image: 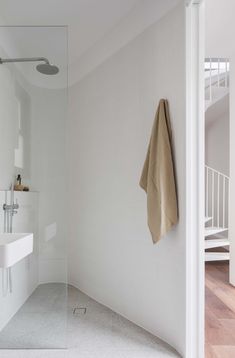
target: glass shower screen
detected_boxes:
[0,26,68,349]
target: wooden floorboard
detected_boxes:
[211,346,235,358]
[205,262,235,357]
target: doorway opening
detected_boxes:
[204,58,232,357]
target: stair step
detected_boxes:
[205,238,230,249]
[205,216,212,223]
[205,252,230,262]
[205,100,212,111]
[205,227,228,237]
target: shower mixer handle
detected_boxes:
[3,201,19,212]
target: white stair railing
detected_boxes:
[205,58,229,102]
[205,165,230,229]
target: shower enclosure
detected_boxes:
[0,26,68,348]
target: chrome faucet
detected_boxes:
[3,180,19,215]
[3,181,20,233]
[3,199,19,215]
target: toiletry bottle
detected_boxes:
[16,174,21,186]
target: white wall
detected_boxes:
[0,47,21,190]
[69,3,186,355]
[206,0,235,285]
[0,46,33,192]
[205,103,229,176]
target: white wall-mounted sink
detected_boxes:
[0,233,33,268]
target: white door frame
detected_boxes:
[185,1,205,357]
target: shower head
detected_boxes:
[0,57,59,75]
[36,63,59,75]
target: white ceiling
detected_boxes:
[0,0,139,65]
[0,0,180,87]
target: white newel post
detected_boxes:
[229,57,235,286]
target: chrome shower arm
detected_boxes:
[0,56,59,75]
[0,57,49,64]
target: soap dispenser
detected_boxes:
[14,174,24,191]
[16,174,21,186]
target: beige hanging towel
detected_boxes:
[140,99,178,244]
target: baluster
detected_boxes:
[217,173,220,227]
[206,167,209,217]
[223,176,225,228]
[209,58,212,101]
[212,170,214,227]
[225,59,228,88]
[227,178,230,228]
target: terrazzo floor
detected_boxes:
[0,284,180,358]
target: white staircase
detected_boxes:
[204,165,230,262]
[204,58,230,262]
[205,58,229,111]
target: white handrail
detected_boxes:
[205,165,230,229]
[205,165,229,179]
